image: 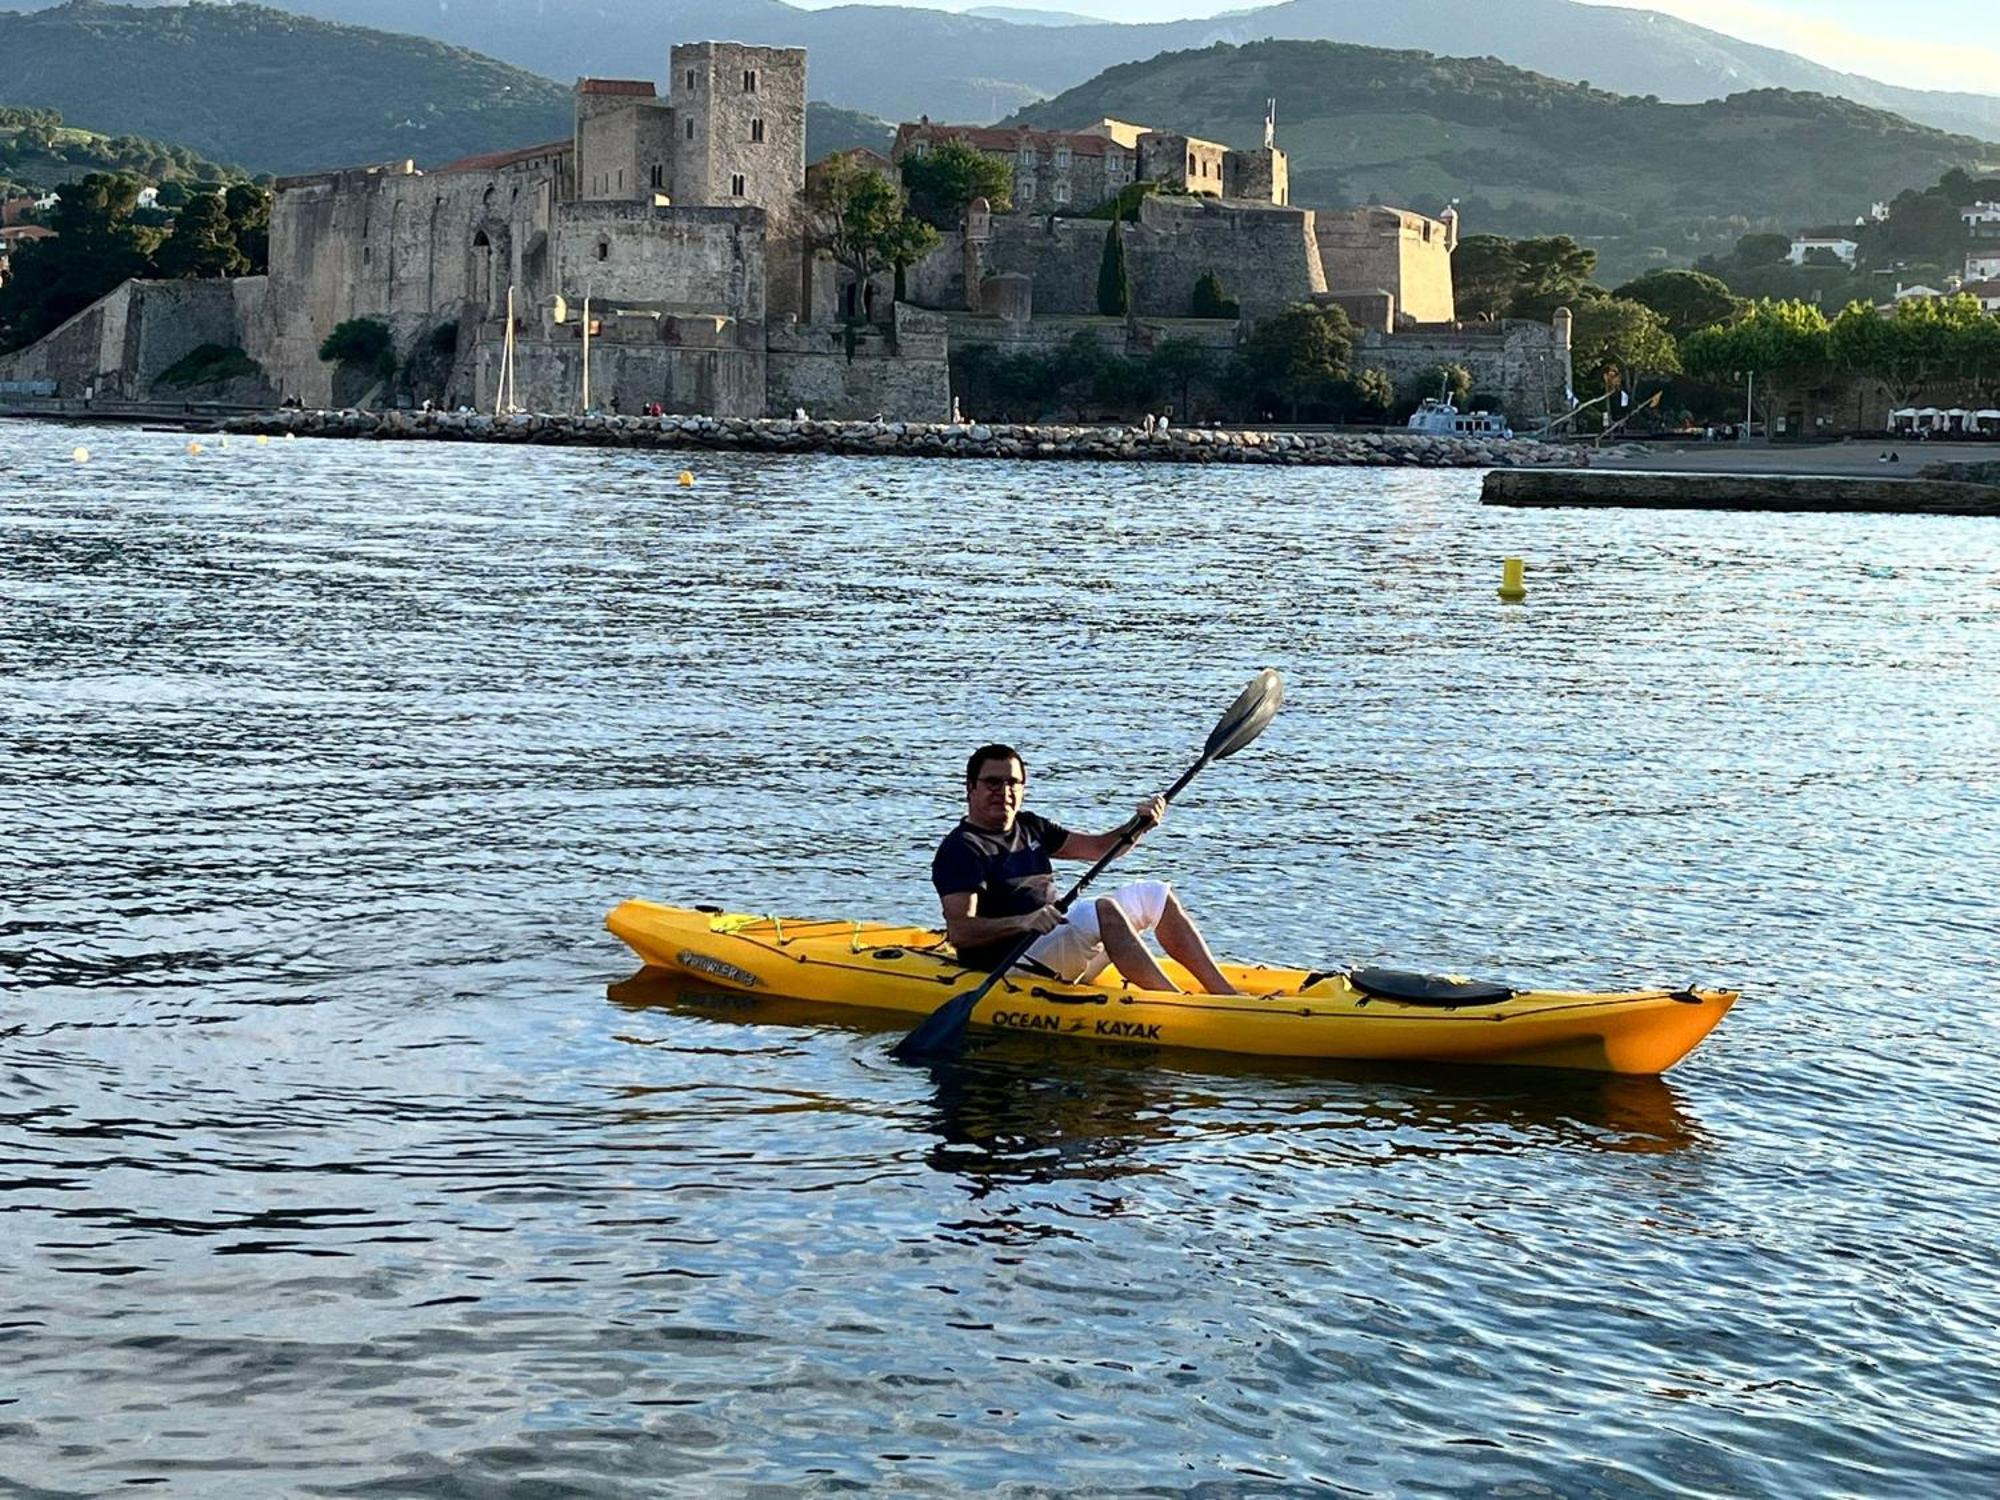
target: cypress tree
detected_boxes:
[1096,222,1130,317]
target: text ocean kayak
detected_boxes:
[606,900,1736,1075]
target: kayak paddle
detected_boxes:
[890,668,1285,1063]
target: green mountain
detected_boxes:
[1007,40,1997,281]
[0,4,900,180]
[21,0,1992,140]
[0,2,574,176]
[804,102,895,161]
[0,105,245,197]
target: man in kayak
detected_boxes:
[932,744,1239,995]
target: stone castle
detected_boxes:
[0,39,1572,423]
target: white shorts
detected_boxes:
[1023,880,1171,983]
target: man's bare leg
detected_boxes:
[1154,888,1239,994]
[1095,897,1178,992]
[1095,891,1240,995]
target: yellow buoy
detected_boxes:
[71,445,90,463]
[678,471,695,487]
[187,440,205,455]
[256,434,269,445]
[1498,556,1527,602]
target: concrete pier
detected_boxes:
[1482,467,2000,517]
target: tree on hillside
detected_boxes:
[1614,269,1739,337]
[155,191,246,278]
[225,183,270,273]
[1237,303,1357,421]
[1451,234,1521,321]
[0,172,157,353]
[900,140,1013,231]
[1508,235,1600,320]
[804,153,939,320]
[1451,233,1601,321]
[1096,222,1130,318]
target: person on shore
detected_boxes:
[932,744,1239,994]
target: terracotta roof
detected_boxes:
[578,78,657,97]
[1962,277,2000,295]
[894,122,1121,159]
[0,225,56,241]
[434,139,574,175]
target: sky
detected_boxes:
[789,0,2000,94]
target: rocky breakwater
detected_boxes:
[224,408,1580,469]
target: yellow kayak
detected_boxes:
[606,900,1737,1075]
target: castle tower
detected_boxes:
[669,42,808,322]
[573,79,673,205]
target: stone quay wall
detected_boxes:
[224,407,1584,468]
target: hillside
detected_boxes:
[16,0,1994,140]
[0,2,573,176]
[0,4,901,180]
[804,102,896,160]
[1007,40,1995,281]
[0,106,245,197]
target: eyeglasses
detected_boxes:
[973,775,1025,790]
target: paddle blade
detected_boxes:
[890,986,983,1062]
[1204,667,1284,761]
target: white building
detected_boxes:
[1892,282,1947,301]
[32,189,59,212]
[1961,277,2000,312]
[1788,233,1858,266]
[135,186,159,210]
[1961,201,2000,229]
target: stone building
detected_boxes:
[891,117,1281,214]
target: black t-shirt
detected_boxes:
[931,809,1073,969]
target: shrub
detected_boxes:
[1191,270,1239,320]
[156,343,260,388]
[318,317,396,382]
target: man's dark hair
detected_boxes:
[965,744,1025,786]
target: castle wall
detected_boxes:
[766,303,949,421]
[965,197,1323,321]
[1352,319,1572,422]
[251,160,558,407]
[943,312,1238,356]
[472,334,765,418]
[1317,207,1456,324]
[555,203,765,321]
[0,277,262,400]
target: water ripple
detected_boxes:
[3,421,1998,1496]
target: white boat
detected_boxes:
[1407,395,1510,438]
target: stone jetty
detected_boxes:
[222,408,1580,469]
[1482,466,2000,517]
